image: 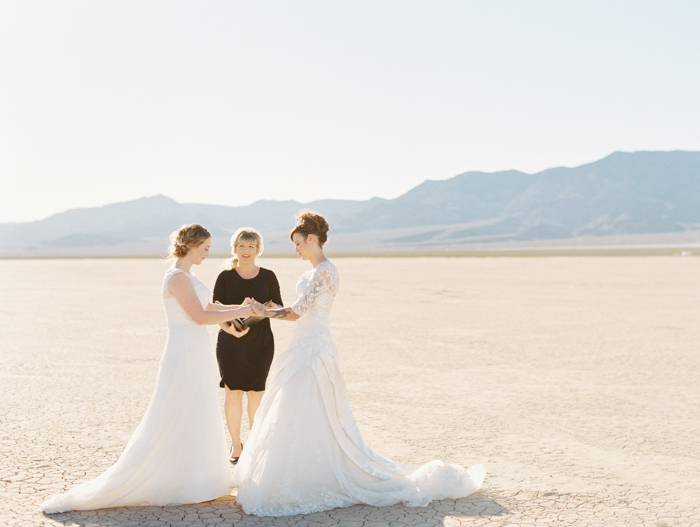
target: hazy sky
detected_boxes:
[1,1,698,223]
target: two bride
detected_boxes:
[41,212,484,517]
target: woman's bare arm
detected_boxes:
[169,273,253,325]
[251,302,301,322]
[208,297,253,311]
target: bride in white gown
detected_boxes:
[42,224,253,513]
[233,212,485,517]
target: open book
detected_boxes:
[232,300,274,332]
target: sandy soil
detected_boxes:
[1,256,698,527]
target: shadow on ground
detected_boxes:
[43,491,511,526]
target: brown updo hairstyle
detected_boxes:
[168,224,211,258]
[290,211,329,247]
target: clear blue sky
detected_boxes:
[1,1,698,222]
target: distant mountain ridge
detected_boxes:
[2,150,699,256]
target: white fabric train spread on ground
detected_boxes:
[232,260,485,517]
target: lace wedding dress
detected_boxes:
[232,260,485,517]
[41,268,232,513]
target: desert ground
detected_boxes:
[1,256,699,527]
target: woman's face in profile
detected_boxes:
[292,233,313,260]
[190,238,211,264]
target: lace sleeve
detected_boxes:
[290,262,339,316]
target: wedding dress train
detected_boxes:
[232,260,485,517]
[41,268,231,513]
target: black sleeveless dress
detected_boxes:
[213,267,283,392]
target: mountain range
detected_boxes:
[2,150,699,256]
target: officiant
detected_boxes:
[213,227,283,465]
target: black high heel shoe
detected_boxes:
[229,443,244,465]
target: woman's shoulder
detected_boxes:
[258,267,279,279]
[313,260,339,280]
[215,268,237,279]
[316,259,337,272]
[163,268,195,295]
[165,267,192,279]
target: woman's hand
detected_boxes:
[250,301,266,316]
[268,302,281,309]
[222,322,250,338]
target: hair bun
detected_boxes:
[297,211,328,233]
[291,211,329,246]
[168,224,211,258]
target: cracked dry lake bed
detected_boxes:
[1,256,699,526]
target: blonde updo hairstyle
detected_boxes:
[290,211,329,247]
[226,227,264,270]
[168,224,211,258]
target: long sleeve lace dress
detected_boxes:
[232,260,484,517]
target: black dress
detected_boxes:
[213,267,283,392]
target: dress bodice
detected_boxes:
[162,268,210,327]
[288,261,339,344]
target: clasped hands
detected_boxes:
[222,298,279,338]
[241,297,280,316]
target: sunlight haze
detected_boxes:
[1,1,698,222]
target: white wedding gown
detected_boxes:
[41,268,232,513]
[232,260,485,517]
